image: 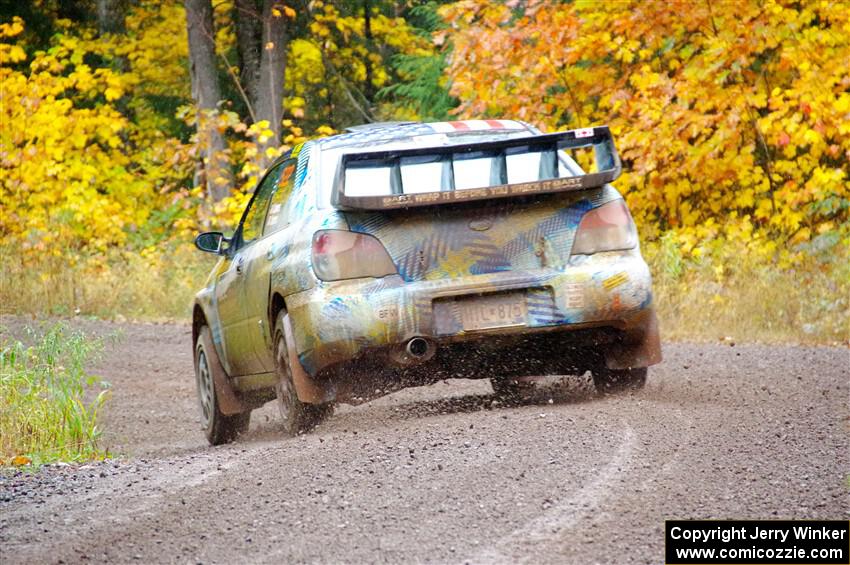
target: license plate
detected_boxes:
[458,293,527,331]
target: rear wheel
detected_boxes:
[275,312,333,436]
[195,326,251,445]
[592,366,647,395]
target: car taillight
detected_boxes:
[571,199,638,255]
[311,230,398,281]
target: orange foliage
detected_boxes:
[441,0,850,255]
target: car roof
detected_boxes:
[314,119,533,150]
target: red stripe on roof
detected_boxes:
[485,119,504,129]
[449,121,470,131]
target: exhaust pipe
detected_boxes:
[388,337,436,366]
[406,337,430,358]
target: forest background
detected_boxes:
[1,0,848,344]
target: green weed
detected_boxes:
[0,323,111,466]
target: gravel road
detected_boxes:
[1,319,848,564]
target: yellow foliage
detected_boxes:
[285,3,434,128]
[0,12,196,258]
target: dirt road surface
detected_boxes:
[1,319,848,564]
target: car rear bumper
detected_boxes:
[286,249,661,386]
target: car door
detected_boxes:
[215,162,284,376]
[241,157,300,372]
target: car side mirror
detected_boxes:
[194,231,229,255]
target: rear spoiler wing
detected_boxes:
[332,125,621,211]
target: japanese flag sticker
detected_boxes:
[575,128,595,138]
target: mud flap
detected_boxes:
[605,309,662,370]
[201,328,252,416]
[283,314,332,404]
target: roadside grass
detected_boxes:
[644,233,849,345]
[0,236,846,345]
[0,323,112,467]
[0,244,215,321]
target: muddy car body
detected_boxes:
[192,120,661,444]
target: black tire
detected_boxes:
[592,366,648,395]
[490,377,535,401]
[195,326,251,445]
[274,312,333,436]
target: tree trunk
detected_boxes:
[363,0,375,104]
[184,0,233,202]
[96,0,127,35]
[255,0,288,149]
[235,0,262,116]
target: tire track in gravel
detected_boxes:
[469,423,638,564]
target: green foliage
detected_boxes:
[0,323,112,466]
[379,51,455,121]
[281,0,454,130]
[378,2,457,120]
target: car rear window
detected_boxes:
[316,130,583,206]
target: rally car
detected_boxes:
[192,120,661,444]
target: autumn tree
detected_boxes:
[254,1,288,146]
[283,0,441,130]
[234,0,263,115]
[0,0,454,257]
[231,1,290,141]
[185,0,233,202]
[441,0,849,255]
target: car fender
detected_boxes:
[194,287,225,355]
